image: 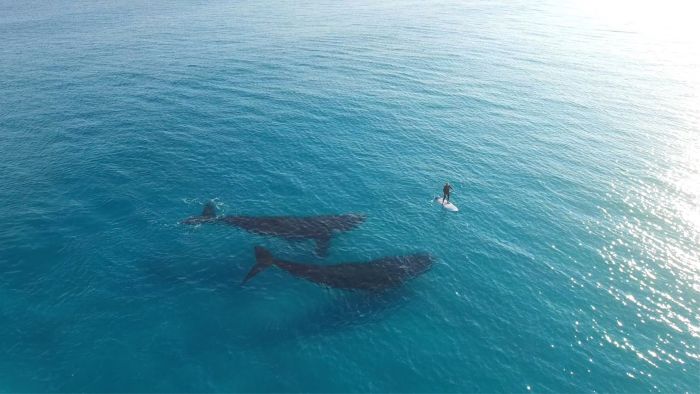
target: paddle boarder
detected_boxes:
[442,182,453,203]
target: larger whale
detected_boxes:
[182,201,365,256]
[242,246,434,291]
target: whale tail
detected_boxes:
[201,201,216,217]
[182,201,217,225]
[242,246,276,284]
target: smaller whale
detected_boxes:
[182,201,366,256]
[242,246,434,291]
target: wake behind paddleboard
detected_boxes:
[434,197,458,212]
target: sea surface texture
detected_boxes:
[1,0,698,392]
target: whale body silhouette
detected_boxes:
[243,246,434,291]
[182,201,365,256]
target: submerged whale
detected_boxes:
[242,246,434,291]
[182,201,366,256]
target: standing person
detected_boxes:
[442,182,453,203]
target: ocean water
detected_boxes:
[1,0,698,392]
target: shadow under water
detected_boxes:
[247,287,415,347]
[140,253,419,348]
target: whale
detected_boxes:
[182,201,366,256]
[242,246,434,291]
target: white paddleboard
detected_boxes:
[435,197,459,212]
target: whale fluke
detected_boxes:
[181,201,218,225]
[202,201,217,218]
[242,246,276,284]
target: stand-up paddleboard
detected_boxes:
[435,197,459,212]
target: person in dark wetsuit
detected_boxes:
[442,182,453,203]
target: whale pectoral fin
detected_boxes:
[314,235,331,257]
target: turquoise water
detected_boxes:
[1,0,698,392]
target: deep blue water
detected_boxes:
[1,0,698,392]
